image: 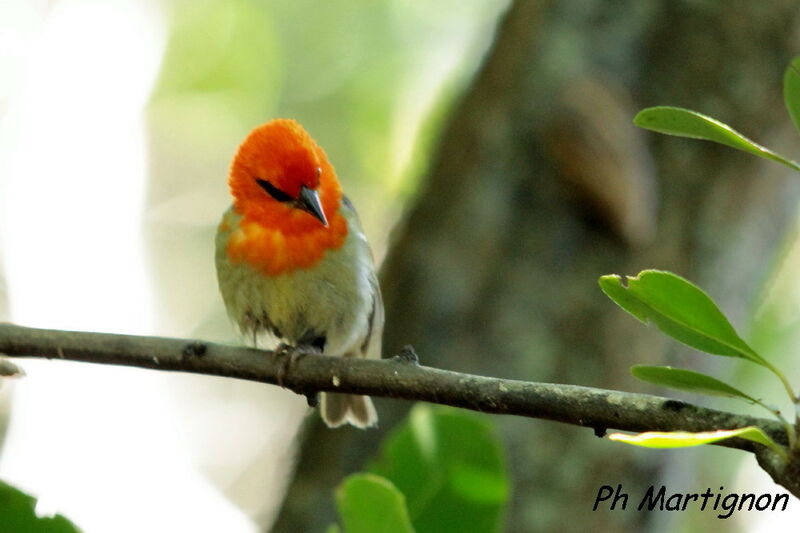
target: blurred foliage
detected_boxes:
[155,0,281,120]
[748,225,800,408]
[747,49,800,405]
[329,404,509,533]
[333,474,415,533]
[0,480,82,533]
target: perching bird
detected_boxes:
[215,119,383,428]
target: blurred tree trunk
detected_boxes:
[271,1,800,531]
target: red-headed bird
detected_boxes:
[215,119,382,428]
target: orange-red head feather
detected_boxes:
[232,119,322,197]
[224,119,348,274]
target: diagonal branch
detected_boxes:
[0,322,797,496]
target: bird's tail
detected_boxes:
[320,392,377,429]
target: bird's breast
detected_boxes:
[215,207,373,355]
[224,208,348,276]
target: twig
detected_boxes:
[0,322,797,495]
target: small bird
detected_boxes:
[215,119,383,428]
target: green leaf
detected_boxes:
[325,526,342,533]
[599,270,767,366]
[0,480,83,533]
[634,106,800,171]
[608,427,787,460]
[784,57,800,135]
[631,365,757,402]
[369,405,508,533]
[336,474,415,533]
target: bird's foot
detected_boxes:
[391,345,420,365]
[274,343,321,388]
[273,343,299,388]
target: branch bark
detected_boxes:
[1,322,797,497]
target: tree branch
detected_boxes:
[1,322,797,496]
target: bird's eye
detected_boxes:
[256,179,294,203]
[315,167,321,178]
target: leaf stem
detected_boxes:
[765,440,791,463]
[764,360,798,404]
[749,397,795,450]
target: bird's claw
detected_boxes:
[274,343,293,358]
[392,345,420,365]
[273,344,292,387]
[272,344,320,404]
[273,343,309,388]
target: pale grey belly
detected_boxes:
[216,242,372,356]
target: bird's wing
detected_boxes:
[361,271,384,360]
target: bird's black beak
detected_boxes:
[298,185,328,227]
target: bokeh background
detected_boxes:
[2,0,800,532]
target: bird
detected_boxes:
[215,118,382,428]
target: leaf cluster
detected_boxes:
[600,57,800,460]
[328,405,508,533]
